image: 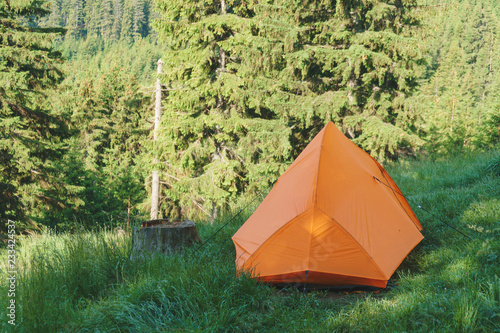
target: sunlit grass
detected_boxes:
[0,230,131,332]
[1,150,499,332]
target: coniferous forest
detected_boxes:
[1,1,500,332]
[1,0,499,233]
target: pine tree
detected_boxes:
[36,0,157,43]
[120,0,134,40]
[416,0,500,153]
[460,3,489,146]
[112,0,123,40]
[132,0,147,39]
[83,0,100,38]
[44,41,158,227]
[66,0,85,38]
[39,0,63,27]
[0,0,69,230]
[100,0,115,42]
[152,0,425,219]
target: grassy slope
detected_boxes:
[1,151,499,332]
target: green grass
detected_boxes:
[1,151,500,332]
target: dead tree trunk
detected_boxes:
[150,59,163,220]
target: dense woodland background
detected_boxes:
[1,0,499,233]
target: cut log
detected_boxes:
[130,220,201,260]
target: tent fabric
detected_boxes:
[232,122,423,288]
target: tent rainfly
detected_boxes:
[232,122,423,288]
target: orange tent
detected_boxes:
[232,122,423,288]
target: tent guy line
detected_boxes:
[232,122,424,288]
[193,170,472,265]
[191,188,269,255]
[373,173,422,230]
[195,171,471,262]
[192,177,280,255]
[372,176,473,240]
[192,122,470,289]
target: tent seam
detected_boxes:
[308,127,327,270]
[316,207,388,280]
[232,239,251,259]
[280,150,318,180]
[383,234,424,279]
[258,269,387,282]
[376,165,423,231]
[246,208,314,266]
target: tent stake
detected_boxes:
[303,270,309,293]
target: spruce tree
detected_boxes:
[44,40,162,227]
[38,0,63,27]
[100,0,115,42]
[66,0,85,38]
[112,0,123,40]
[120,0,134,40]
[152,0,425,219]
[132,0,147,39]
[0,0,68,230]
[417,0,500,153]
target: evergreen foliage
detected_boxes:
[1,0,499,231]
[38,0,157,42]
[1,0,164,230]
[0,0,72,231]
[32,0,166,228]
[151,0,426,219]
[1,151,499,332]
[43,39,166,229]
[416,0,500,153]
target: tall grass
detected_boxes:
[1,150,499,332]
[0,230,131,332]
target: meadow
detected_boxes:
[1,151,499,332]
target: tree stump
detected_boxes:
[130,219,201,260]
